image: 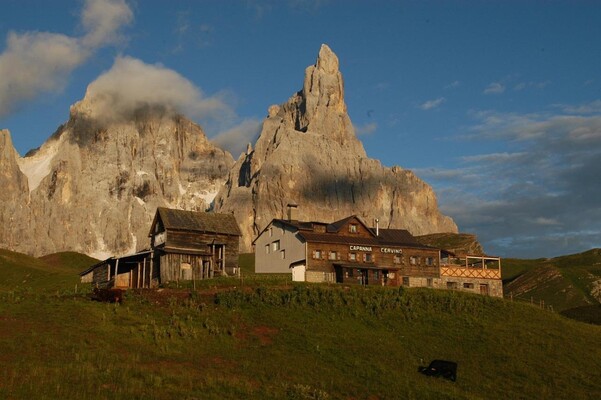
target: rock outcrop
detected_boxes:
[0,130,30,250]
[214,44,457,251]
[415,233,485,256]
[2,97,233,258]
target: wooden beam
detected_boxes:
[142,258,146,288]
[149,252,154,288]
[114,259,119,289]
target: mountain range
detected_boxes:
[0,44,456,257]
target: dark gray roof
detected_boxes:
[376,229,424,246]
[259,215,438,250]
[298,230,435,250]
[155,207,241,236]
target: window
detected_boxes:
[402,276,410,286]
[410,256,417,265]
[328,251,338,260]
[463,283,474,289]
[269,227,273,237]
[427,278,433,287]
[426,257,434,266]
[313,250,322,259]
[373,270,380,280]
[349,252,357,261]
[280,250,286,260]
[349,224,358,233]
[272,240,280,251]
[347,269,354,278]
[393,255,402,264]
[265,244,270,254]
[364,253,373,263]
[447,281,458,290]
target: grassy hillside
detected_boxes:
[0,249,98,292]
[0,249,600,399]
[503,249,601,320]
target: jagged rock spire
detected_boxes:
[214,44,457,251]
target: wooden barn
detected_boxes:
[150,207,242,283]
[80,208,241,289]
[80,250,155,289]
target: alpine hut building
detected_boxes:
[254,208,502,297]
[80,207,241,289]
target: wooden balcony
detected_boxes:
[440,256,501,280]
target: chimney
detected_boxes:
[375,218,379,236]
[287,203,298,221]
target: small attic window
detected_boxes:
[349,224,358,233]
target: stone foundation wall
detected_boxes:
[305,271,335,283]
[400,275,503,298]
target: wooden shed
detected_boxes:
[149,207,242,282]
[79,250,156,289]
[80,207,241,289]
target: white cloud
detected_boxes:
[211,119,262,158]
[513,82,526,91]
[80,56,234,123]
[427,106,601,257]
[354,122,377,136]
[0,32,87,117]
[483,82,505,94]
[81,0,133,48]
[559,99,601,115]
[444,80,460,89]
[0,0,132,117]
[419,97,445,110]
[513,81,550,91]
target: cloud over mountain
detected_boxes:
[78,56,233,124]
[0,0,132,117]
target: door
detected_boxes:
[291,264,306,282]
[115,272,130,288]
[480,284,489,296]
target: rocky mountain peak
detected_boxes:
[315,44,339,74]
[303,43,345,116]
[2,90,234,257]
[215,44,457,251]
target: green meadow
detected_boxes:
[1,249,600,399]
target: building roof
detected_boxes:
[298,230,435,250]
[256,214,439,250]
[376,229,426,247]
[79,249,152,276]
[152,207,241,236]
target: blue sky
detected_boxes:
[1,0,600,258]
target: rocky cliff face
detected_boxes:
[214,44,457,251]
[1,97,233,258]
[0,130,30,251]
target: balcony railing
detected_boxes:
[440,255,501,279]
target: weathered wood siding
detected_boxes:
[306,241,440,285]
[159,253,214,283]
[92,263,110,288]
[162,230,240,271]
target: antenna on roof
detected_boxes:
[375,218,379,236]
